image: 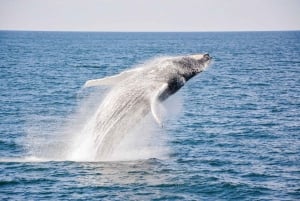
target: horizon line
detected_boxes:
[1,29,300,33]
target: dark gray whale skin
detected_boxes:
[161,53,212,100]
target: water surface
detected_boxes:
[0,31,299,200]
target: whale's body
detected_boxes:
[70,54,212,161]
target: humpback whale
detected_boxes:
[71,54,212,161]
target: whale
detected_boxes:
[71,54,212,161]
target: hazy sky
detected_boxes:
[0,0,299,31]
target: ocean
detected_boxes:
[0,31,299,200]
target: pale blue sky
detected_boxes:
[0,0,299,31]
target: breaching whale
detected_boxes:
[71,54,212,161]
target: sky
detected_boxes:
[0,0,299,32]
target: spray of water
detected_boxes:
[23,57,182,162]
[67,58,176,161]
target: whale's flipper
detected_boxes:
[151,83,168,128]
[84,68,141,88]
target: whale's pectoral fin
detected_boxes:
[84,68,141,88]
[151,83,168,128]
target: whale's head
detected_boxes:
[175,53,212,81]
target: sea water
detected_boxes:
[0,31,299,200]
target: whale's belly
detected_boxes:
[92,83,154,159]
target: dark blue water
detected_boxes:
[0,31,299,200]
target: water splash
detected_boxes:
[24,57,181,162]
[68,58,176,161]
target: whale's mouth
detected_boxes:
[199,54,212,73]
